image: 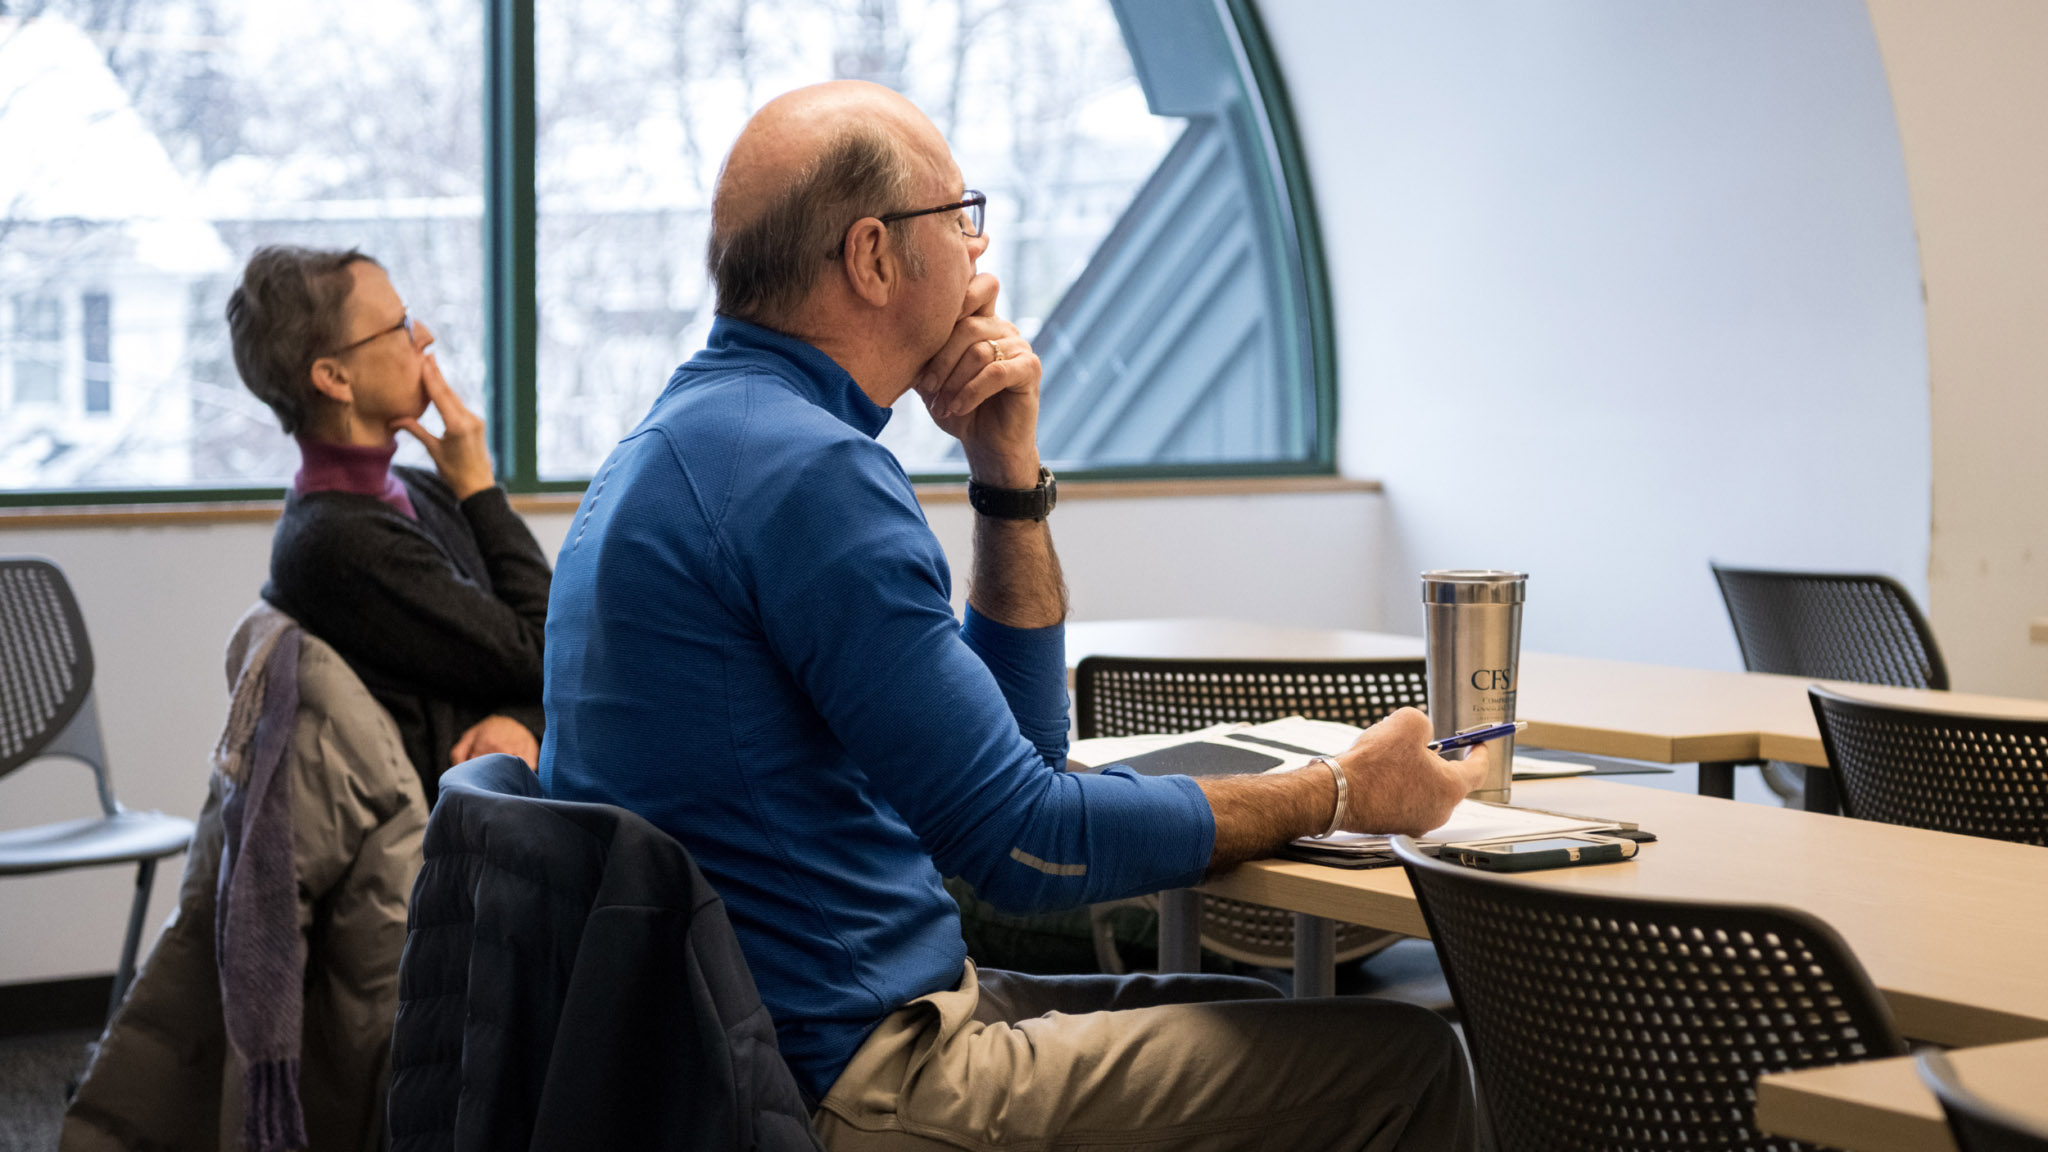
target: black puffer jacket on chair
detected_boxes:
[387,753,823,1152]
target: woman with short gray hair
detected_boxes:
[226,244,550,798]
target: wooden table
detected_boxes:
[1756,1037,2048,1152]
[1750,679,2048,762]
[1067,618,2048,800]
[1203,777,2048,1048]
[1065,618,1819,771]
[1067,618,2048,999]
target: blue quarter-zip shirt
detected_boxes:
[540,317,1215,1099]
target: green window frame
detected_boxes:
[0,0,1331,509]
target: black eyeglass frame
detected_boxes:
[878,191,986,238]
[319,312,415,359]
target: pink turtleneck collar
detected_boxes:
[293,436,417,519]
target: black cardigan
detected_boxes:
[262,466,550,799]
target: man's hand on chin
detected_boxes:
[914,273,1044,487]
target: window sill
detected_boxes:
[910,473,1379,504]
[522,473,1381,514]
[0,474,1381,530]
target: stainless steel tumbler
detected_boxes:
[1423,570,1527,803]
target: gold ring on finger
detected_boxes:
[986,338,1006,362]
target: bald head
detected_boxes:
[708,82,949,323]
[716,83,944,236]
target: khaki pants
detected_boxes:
[815,962,1474,1152]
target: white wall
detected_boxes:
[919,492,1385,628]
[0,487,1380,985]
[527,492,1386,628]
[1260,0,1931,670]
[1863,1,2048,698]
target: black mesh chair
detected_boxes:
[1918,1049,2048,1152]
[1075,656,1428,973]
[0,558,195,1018]
[1392,835,1906,1152]
[1711,564,1948,812]
[1809,686,2048,845]
[1711,566,1948,689]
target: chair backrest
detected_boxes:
[1918,1049,2048,1152]
[0,557,116,814]
[1809,687,2048,845]
[0,557,95,775]
[389,754,823,1151]
[1074,655,1428,739]
[1392,836,1905,1152]
[1711,564,1948,690]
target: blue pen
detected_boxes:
[1427,720,1527,753]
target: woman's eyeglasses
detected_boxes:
[320,312,415,358]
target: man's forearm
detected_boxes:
[1197,768,1336,876]
[1194,710,1483,876]
[967,514,1068,628]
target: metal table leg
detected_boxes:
[1292,913,1335,998]
[1697,760,1739,799]
[1157,889,1202,973]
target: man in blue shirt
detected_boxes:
[543,80,1484,1151]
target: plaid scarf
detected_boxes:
[215,621,308,1152]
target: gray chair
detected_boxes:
[0,557,195,1018]
[1919,1049,2048,1152]
[1393,834,1906,1151]
[1710,563,1948,811]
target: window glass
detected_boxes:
[15,295,62,342]
[10,294,65,407]
[533,0,1207,479]
[0,1,482,492]
[82,292,112,414]
[3,0,1320,499]
[1032,4,1323,470]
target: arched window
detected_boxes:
[531,0,1331,480]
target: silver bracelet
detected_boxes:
[1310,756,1348,838]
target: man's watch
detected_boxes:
[967,466,1058,521]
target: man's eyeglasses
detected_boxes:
[320,312,415,358]
[879,191,986,238]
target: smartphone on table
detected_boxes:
[1439,834,1637,872]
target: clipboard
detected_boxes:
[1280,828,1658,870]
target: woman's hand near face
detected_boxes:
[451,714,540,770]
[389,354,496,499]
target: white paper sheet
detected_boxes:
[1067,718,1363,774]
[1066,723,1252,771]
[1510,754,1597,779]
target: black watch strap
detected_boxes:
[967,467,1058,521]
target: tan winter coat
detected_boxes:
[61,603,427,1152]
